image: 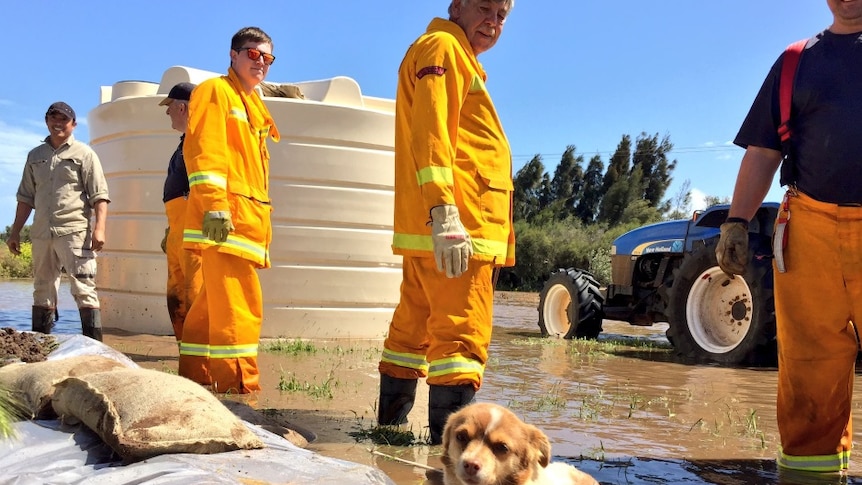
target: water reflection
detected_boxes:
[483,298,862,484]
[0,279,82,334]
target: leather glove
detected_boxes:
[202,211,234,243]
[716,220,749,276]
[430,205,473,278]
[160,227,169,254]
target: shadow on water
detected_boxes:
[568,456,862,484]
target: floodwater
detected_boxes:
[2,279,862,484]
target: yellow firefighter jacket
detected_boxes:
[183,68,280,268]
[391,18,515,266]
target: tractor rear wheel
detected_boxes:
[665,242,775,365]
[537,268,604,339]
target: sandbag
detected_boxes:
[0,355,128,419]
[51,367,264,462]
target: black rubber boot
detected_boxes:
[79,308,103,342]
[377,375,418,426]
[31,306,55,334]
[428,384,476,445]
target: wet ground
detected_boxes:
[2,279,862,484]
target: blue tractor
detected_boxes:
[537,203,780,365]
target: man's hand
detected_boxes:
[6,232,20,256]
[430,205,473,278]
[716,220,749,275]
[160,227,169,254]
[202,211,234,243]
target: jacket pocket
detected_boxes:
[477,171,513,226]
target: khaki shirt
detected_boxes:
[16,135,110,239]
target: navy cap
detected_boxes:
[159,82,196,106]
[46,101,76,121]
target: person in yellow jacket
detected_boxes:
[180,26,280,394]
[377,0,516,445]
[158,82,203,344]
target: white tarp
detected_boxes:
[0,335,395,485]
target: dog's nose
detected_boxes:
[463,459,481,476]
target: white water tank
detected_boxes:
[89,66,399,339]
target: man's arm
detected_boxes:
[6,202,34,255]
[727,145,783,220]
[91,200,108,251]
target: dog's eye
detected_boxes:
[492,442,510,455]
[456,430,469,443]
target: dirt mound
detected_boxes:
[0,328,57,366]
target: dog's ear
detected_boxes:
[528,424,552,467]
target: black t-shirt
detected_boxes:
[734,30,862,204]
[163,135,190,203]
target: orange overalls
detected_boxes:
[774,191,857,472]
[180,68,279,393]
[164,196,202,342]
[379,18,516,389]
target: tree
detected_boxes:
[666,179,693,220]
[602,134,632,195]
[632,132,676,213]
[1,225,30,243]
[704,195,731,207]
[512,155,545,222]
[575,154,604,224]
[548,145,585,219]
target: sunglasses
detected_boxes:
[236,47,275,66]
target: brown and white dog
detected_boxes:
[440,402,599,485]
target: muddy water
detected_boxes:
[2,281,862,484]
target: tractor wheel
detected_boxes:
[537,268,604,339]
[665,241,776,365]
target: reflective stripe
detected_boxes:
[416,166,453,186]
[228,107,248,122]
[188,171,227,189]
[380,348,429,372]
[427,355,484,378]
[778,447,850,472]
[392,233,434,252]
[179,341,259,359]
[392,232,508,259]
[183,230,268,261]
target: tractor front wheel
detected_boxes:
[537,268,604,339]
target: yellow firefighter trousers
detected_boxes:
[379,256,494,389]
[165,197,202,342]
[178,247,263,393]
[775,191,857,472]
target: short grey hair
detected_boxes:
[448,0,515,17]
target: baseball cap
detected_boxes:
[159,82,196,106]
[46,102,76,121]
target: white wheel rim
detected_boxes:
[543,284,573,337]
[685,266,753,354]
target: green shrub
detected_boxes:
[0,242,34,278]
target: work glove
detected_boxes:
[160,227,169,254]
[202,211,234,243]
[430,205,473,278]
[715,219,749,276]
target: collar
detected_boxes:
[427,18,485,76]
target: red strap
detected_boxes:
[778,39,808,142]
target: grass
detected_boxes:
[276,367,338,399]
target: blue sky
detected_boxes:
[0,1,833,228]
